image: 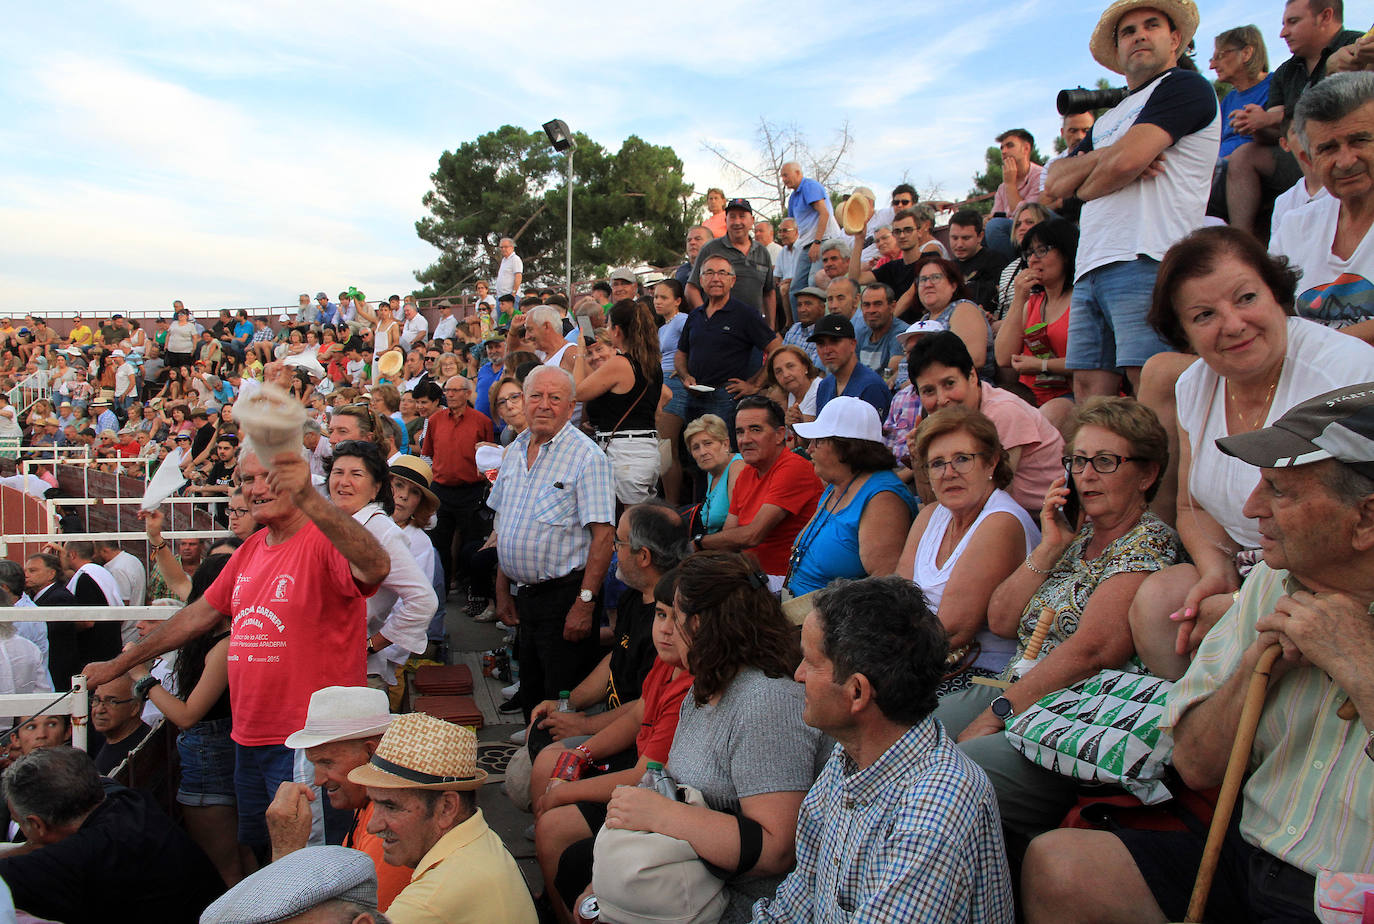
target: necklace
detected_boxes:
[785,475,858,587]
[1226,359,1283,433]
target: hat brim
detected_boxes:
[283,717,395,750]
[1089,0,1198,74]
[390,466,438,507]
[1215,424,1332,470]
[347,759,486,791]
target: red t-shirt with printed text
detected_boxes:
[204,521,375,746]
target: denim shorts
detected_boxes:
[234,741,298,847]
[663,375,688,419]
[1066,257,1174,370]
[176,716,236,807]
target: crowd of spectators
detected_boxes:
[0,0,1372,920]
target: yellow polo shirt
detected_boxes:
[385,807,538,924]
[70,323,93,347]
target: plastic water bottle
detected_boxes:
[641,760,680,801]
[557,690,572,712]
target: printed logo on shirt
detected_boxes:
[271,574,295,603]
[1298,273,1374,330]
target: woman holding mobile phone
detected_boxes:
[930,397,1181,837]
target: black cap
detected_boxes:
[724,198,753,214]
[807,314,856,342]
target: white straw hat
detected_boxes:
[283,686,395,749]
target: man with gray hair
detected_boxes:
[490,365,615,721]
[811,238,852,292]
[1270,71,1374,344]
[203,845,390,924]
[495,236,523,301]
[525,304,578,374]
[1023,381,1374,922]
[0,746,224,921]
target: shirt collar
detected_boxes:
[839,719,941,799]
[412,808,489,879]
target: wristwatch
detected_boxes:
[990,696,1015,722]
[578,588,595,604]
[133,674,160,700]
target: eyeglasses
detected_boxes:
[892,225,917,235]
[1209,47,1242,61]
[917,274,947,285]
[1023,245,1054,260]
[612,537,637,550]
[892,198,913,207]
[91,696,134,708]
[923,452,983,477]
[495,394,523,407]
[226,506,250,518]
[1062,453,1147,474]
[700,269,735,278]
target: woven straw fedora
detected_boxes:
[390,455,438,507]
[1089,0,1198,75]
[346,712,486,791]
[377,348,405,378]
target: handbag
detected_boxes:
[1004,669,1176,804]
[592,783,729,924]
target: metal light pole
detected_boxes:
[543,119,576,300]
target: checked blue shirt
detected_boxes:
[752,718,1014,923]
[488,422,615,586]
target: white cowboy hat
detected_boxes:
[283,686,395,750]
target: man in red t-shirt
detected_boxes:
[698,395,822,586]
[422,374,495,612]
[84,447,391,855]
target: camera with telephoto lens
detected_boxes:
[1057,86,1129,115]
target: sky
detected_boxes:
[1,0,1295,312]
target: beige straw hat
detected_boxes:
[1089,0,1198,75]
[346,712,486,791]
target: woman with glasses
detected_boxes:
[324,440,435,691]
[487,375,528,446]
[910,255,995,380]
[897,406,1039,693]
[994,219,1079,432]
[572,300,665,506]
[1130,227,1374,677]
[1211,26,1270,161]
[224,486,259,542]
[784,397,917,599]
[931,398,1180,836]
[994,202,1055,322]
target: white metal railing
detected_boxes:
[0,604,177,750]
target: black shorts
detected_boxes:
[1115,817,1317,923]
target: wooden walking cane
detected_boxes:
[1182,642,1283,923]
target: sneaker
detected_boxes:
[498,698,523,715]
[501,682,520,699]
[465,595,489,619]
[472,603,498,623]
[508,728,527,745]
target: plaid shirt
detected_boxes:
[753,719,1014,924]
[488,423,614,585]
[782,321,821,367]
[883,384,922,468]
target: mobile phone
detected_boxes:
[1060,472,1081,527]
[577,316,595,341]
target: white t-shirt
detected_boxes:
[103,550,147,606]
[1270,180,1329,235]
[496,253,523,297]
[1270,194,1374,332]
[785,377,821,419]
[400,314,429,351]
[912,488,1040,673]
[1077,68,1220,279]
[1176,317,1374,548]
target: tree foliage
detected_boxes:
[414,126,694,296]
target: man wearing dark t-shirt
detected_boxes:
[526,504,686,753]
[947,210,1009,318]
[848,207,926,304]
[1225,0,1361,235]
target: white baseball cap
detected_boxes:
[792,396,884,443]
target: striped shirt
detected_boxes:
[1164,561,1374,876]
[781,322,820,366]
[753,719,1014,923]
[488,423,614,586]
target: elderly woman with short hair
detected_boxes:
[933,397,1181,838]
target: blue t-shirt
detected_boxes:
[816,364,891,419]
[786,470,917,596]
[658,312,688,374]
[474,360,504,419]
[1219,75,1272,159]
[677,299,776,386]
[787,177,829,241]
[233,321,253,343]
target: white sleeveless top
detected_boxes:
[912,488,1040,672]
